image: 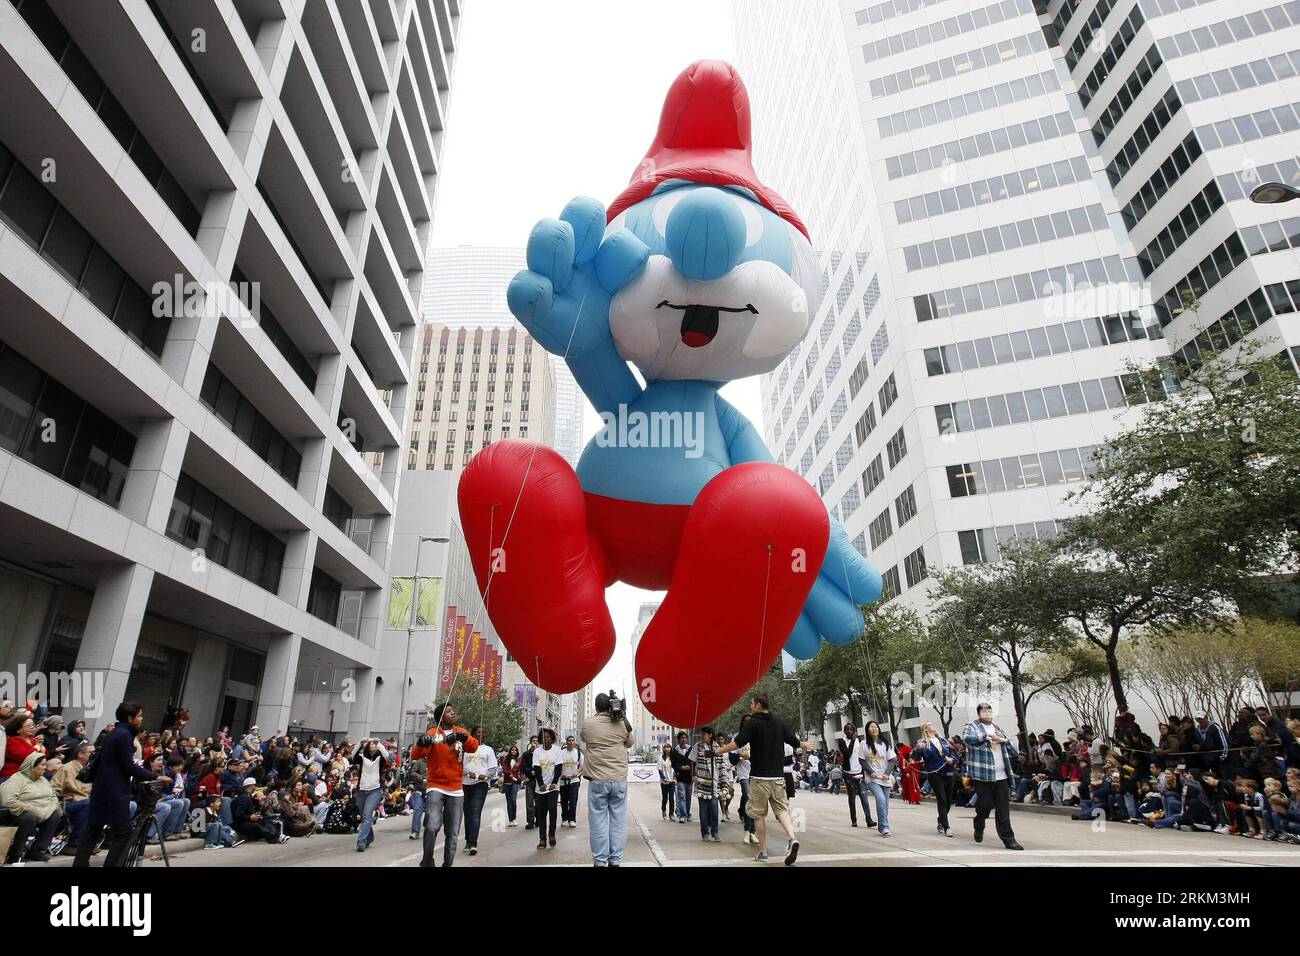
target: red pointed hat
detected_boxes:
[607,60,809,241]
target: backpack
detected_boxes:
[76,748,101,784]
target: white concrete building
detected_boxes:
[0,0,461,738]
[732,0,1278,740]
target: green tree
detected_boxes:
[1069,334,1300,606]
[713,661,802,738]
[930,540,1078,748]
[1025,643,1114,737]
[429,682,526,752]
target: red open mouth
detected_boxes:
[656,301,757,348]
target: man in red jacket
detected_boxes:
[409,702,478,867]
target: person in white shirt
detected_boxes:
[461,724,496,855]
[559,735,584,828]
[658,744,676,820]
[807,752,822,792]
[838,724,875,828]
[729,716,757,844]
[350,737,391,852]
[861,721,896,837]
[532,729,564,849]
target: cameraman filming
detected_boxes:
[578,691,633,867]
[72,702,169,868]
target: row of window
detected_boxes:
[903,204,1109,272]
[0,140,170,358]
[959,521,1060,565]
[1171,282,1300,371]
[924,313,1152,377]
[1119,133,1201,231]
[885,111,1076,181]
[199,363,303,486]
[1195,102,1300,152]
[895,484,917,526]
[306,567,343,625]
[878,70,1058,139]
[0,340,135,508]
[878,373,899,417]
[229,266,318,391]
[914,255,1138,324]
[862,453,885,496]
[868,506,893,550]
[935,372,1168,437]
[862,0,1023,64]
[166,473,285,594]
[1154,233,1250,327]
[1064,0,1126,70]
[870,31,1049,100]
[903,546,928,590]
[855,0,949,26]
[947,445,1098,499]
[1240,217,1300,259]
[885,426,907,469]
[1105,87,1182,188]
[1137,181,1225,278]
[1177,49,1300,107]
[894,156,1092,225]
[1156,4,1300,65]
[1079,5,1145,108]
[12,0,202,233]
[1091,44,1162,146]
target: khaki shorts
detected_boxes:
[747,778,788,819]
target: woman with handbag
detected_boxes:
[499,745,524,827]
[914,722,957,836]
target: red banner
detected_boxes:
[453,615,468,676]
[467,630,483,682]
[487,651,501,698]
[437,605,458,697]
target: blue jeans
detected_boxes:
[504,782,520,823]
[738,779,755,833]
[151,796,190,839]
[65,798,90,846]
[463,782,489,848]
[219,796,233,827]
[313,802,331,827]
[356,787,383,849]
[698,796,720,838]
[409,790,425,835]
[588,780,628,866]
[865,780,890,833]
[676,781,692,820]
[1078,797,1107,820]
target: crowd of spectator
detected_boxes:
[1,696,425,865]
[778,703,1299,844]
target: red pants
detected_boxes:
[458,441,828,727]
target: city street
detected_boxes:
[50,784,1300,869]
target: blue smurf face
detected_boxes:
[606,181,819,383]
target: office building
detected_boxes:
[0,0,461,736]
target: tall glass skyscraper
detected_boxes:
[732,0,1300,614]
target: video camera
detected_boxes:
[608,689,625,722]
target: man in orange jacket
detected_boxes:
[410,702,479,867]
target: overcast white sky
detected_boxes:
[432,1,759,699]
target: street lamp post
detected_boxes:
[398,534,449,755]
[1248,182,1300,204]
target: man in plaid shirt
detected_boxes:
[962,703,1025,850]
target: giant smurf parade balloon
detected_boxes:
[458,61,882,728]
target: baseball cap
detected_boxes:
[242,777,257,787]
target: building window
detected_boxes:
[885,426,907,468]
[166,472,285,592]
[903,546,928,588]
[0,340,136,507]
[199,363,302,485]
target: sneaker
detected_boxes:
[943,828,954,838]
[468,846,477,855]
[509,821,518,828]
[1214,825,1230,833]
[755,850,769,862]
[784,838,799,866]
[409,832,419,840]
[278,834,290,844]
[711,835,722,842]
[230,838,246,848]
[880,830,891,838]
[203,843,219,850]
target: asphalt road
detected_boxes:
[45,783,1300,868]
